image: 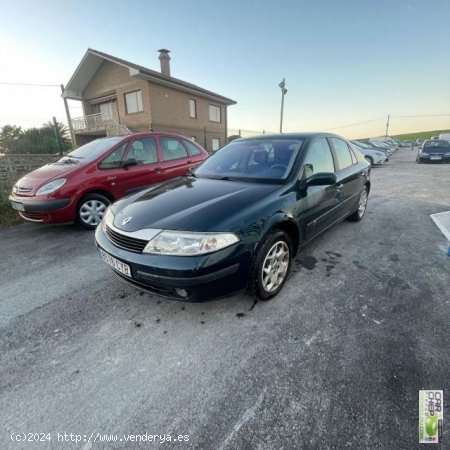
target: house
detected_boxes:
[62,48,236,151]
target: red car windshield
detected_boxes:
[56,137,124,164]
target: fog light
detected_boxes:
[175,288,188,298]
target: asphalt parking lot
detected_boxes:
[1,148,449,449]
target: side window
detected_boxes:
[330,138,353,170]
[160,137,189,161]
[300,138,335,179]
[182,139,201,156]
[127,138,158,165]
[98,142,127,169]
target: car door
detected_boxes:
[329,137,365,218]
[96,140,130,199]
[293,137,340,241]
[114,136,166,196]
[158,136,192,179]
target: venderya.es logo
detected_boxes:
[419,390,443,444]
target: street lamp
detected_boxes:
[279,78,287,133]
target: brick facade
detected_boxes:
[74,55,231,152]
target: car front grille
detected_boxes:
[13,185,33,195]
[105,224,148,253]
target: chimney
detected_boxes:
[158,49,171,77]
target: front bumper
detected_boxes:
[95,225,253,302]
[9,194,74,222]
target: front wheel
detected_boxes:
[347,186,368,222]
[77,194,110,229]
[248,231,292,300]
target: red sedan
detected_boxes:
[9,133,208,229]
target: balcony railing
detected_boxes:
[71,113,131,136]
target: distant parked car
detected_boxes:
[416,140,450,163]
[350,141,387,165]
[364,141,393,156]
[9,133,209,228]
[415,139,425,147]
[95,132,371,301]
[438,133,450,142]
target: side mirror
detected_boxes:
[299,172,337,189]
[121,158,137,169]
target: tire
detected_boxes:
[347,186,369,222]
[77,193,111,229]
[248,230,292,300]
[364,156,373,165]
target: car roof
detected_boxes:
[234,132,345,141]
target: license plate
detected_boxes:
[430,155,442,160]
[11,201,25,211]
[100,249,132,278]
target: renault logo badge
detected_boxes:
[122,217,133,226]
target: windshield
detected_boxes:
[194,139,304,182]
[57,137,124,164]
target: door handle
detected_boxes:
[154,167,163,173]
[187,160,192,164]
[336,183,344,189]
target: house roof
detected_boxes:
[62,48,236,106]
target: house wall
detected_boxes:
[82,61,152,132]
[80,60,228,151]
[148,82,226,151]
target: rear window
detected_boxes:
[423,139,450,150]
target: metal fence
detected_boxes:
[228,128,276,139]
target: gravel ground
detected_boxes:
[0,148,449,449]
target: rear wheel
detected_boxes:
[248,231,292,300]
[347,186,368,222]
[77,194,110,229]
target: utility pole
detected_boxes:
[279,79,287,133]
[385,114,390,141]
[61,84,75,148]
[53,116,63,156]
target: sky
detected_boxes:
[0,0,449,139]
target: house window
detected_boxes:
[209,105,221,122]
[189,99,197,118]
[212,138,220,151]
[125,90,143,114]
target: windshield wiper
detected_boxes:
[204,175,250,182]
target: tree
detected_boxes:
[227,134,241,143]
[1,121,72,154]
[0,125,23,153]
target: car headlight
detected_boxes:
[101,206,114,232]
[143,231,239,256]
[36,178,66,196]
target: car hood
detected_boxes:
[15,161,80,190]
[112,176,281,232]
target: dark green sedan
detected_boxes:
[95,133,371,301]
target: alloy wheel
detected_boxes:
[358,189,368,219]
[261,241,290,293]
